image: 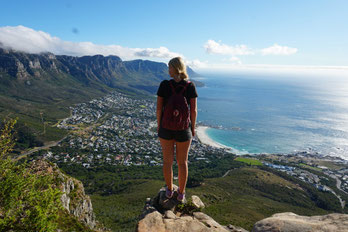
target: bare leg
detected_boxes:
[159,138,175,190]
[175,139,192,194]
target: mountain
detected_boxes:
[0,47,201,93]
[0,48,202,147]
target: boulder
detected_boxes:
[137,186,248,232]
[191,195,205,209]
[137,210,229,232]
[252,212,348,232]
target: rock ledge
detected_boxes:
[136,185,248,232]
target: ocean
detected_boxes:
[195,69,348,159]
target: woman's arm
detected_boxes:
[190,97,197,137]
[156,96,164,132]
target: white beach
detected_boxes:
[196,126,249,155]
[196,126,230,149]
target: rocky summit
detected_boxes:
[252,212,348,232]
[136,185,248,232]
[136,186,348,232]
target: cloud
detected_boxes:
[0,25,182,60]
[186,58,243,70]
[204,40,298,57]
[229,56,242,65]
[133,47,180,58]
[185,59,209,69]
[193,62,348,77]
[204,39,254,56]
[261,43,298,55]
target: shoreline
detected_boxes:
[196,126,248,154]
[195,126,348,160]
[196,126,227,149]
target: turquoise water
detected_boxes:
[196,71,348,158]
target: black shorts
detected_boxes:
[158,126,192,142]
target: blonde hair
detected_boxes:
[168,57,189,80]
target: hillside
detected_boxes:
[0,48,201,149]
[59,156,346,231]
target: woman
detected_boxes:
[156,57,198,202]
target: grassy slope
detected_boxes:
[235,157,263,166]
[0,72,113,145]
[91,180,164,232]
[86,166,335,232]
[188,167,330,230]
[0,69,157,148]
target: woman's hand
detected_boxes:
[191,125,195,137]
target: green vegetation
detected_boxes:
[299,163,322,171]
[188,167,340,230]
[59,163,163,196]
[317,161,346,170]
[176,198,202,215]
[260,166,346,212]
[0,119,61,231]
[0,119,94,232]
[0,69,116,150]
[235,157,263,166]
[91,180,163,231]
[58,153,346,231]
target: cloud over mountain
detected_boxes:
[0,25,182,60]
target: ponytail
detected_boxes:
[178,72,189,80]
[169,57,189,80]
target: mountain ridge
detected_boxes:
[0,48,201,147]
[0,47,201,90]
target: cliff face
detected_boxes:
[0,48,166,88]
[0,48,202,94]
[29,160,101,231]
[0,48,59,80]
[59,170,96,229]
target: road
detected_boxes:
[328,174,347,209]
[15,135,68,161]
[222,169,232,178]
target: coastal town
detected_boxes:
[254,152,348,208]
[30,90,348,207]
[41,91,230,167]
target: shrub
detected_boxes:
[0,119,62,232]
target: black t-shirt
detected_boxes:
[156,79,198,106]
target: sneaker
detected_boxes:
[177,190,185,202]
[165,186,174,199]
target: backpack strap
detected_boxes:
[168,80,191,95]
[179,81,191,94]
[168,81,176,94]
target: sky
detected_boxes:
[0,0,347,72]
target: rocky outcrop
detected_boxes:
[137,186,348,232]
[137,185,248,232]
[252,212,348,232]
[29,160,97,230]
[60,173,96,229]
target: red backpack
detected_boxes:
[161,80,191,131]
